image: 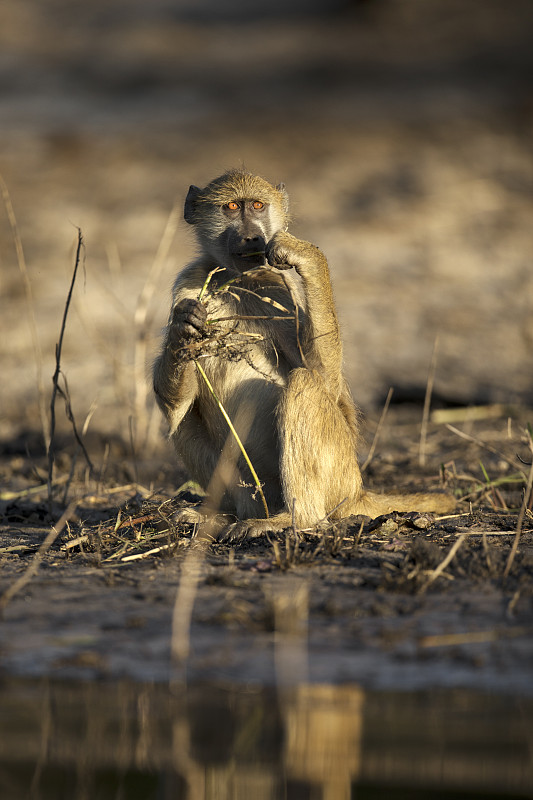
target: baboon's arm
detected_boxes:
[153,347,198,435]
[267,231,343,396]
[153,295,207,434]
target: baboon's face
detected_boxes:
[215,197,276,269]
[184,172,288,271]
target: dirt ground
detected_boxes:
[1,407,532,692]
[1,0,533,696]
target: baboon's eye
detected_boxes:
[226,201,239,211]
[252,201,264,210]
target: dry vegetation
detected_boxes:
[1,273,532,686]
[1,0,533,694]
[1,172,533,692]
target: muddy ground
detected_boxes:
[1,0,533,694]
[1,407,532,692]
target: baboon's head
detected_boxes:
[184,170,289,271]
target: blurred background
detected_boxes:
[1,0,533,455]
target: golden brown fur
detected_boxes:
[153,170,454,538]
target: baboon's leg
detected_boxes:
[278,368,362,528]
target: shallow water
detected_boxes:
[1,678,531,799]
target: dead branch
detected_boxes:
[47,229,94,509]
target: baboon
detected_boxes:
[153,169,454,538]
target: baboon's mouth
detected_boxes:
[236,250,265,259]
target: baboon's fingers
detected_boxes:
[173,298,207,326]
[266,230,297,270]
[170,298,208,340]
[217,520,265,543]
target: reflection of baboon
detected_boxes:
[153,170,454,537]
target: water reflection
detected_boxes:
[0,679,531,799]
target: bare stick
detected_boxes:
[362,387,394,472]
[0,501,77,614]
[504,429,533,578]
[419,336,439,467]
[47,229,93,508]
[122,543,174,561]
[420,533,467,594]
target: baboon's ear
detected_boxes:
[184,185,201,224]
[276,182,290,217]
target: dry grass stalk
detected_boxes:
[190,268,277,518]
[455,470,525,507]
[362,387,394,472]
[47,229,94,508]
[0,475,69,501]
[122,543,174,561]
[0,174,49,446]
[0,501,78,614]
[419,336,439,467]
[446,424,526,476]
[194,360,269,519]
[419,533,468,594]
[504,428,533,578]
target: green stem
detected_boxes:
[198,267,224,302]
[194,359,269,519]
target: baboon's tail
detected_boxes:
[356,489,455,519]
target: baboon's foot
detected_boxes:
[217,512,292,544]
[172,506,205,526]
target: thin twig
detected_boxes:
[419,336,439,467]
[121,543,174,561]
[504,429,533,578]
[354,518,365,549]
[61,534,90,551]
[0,475,69,501]
[419,533,468,594]
[55,371,94,482]
[0,501,78,614]
[362,387,394,472]
[47,229,93,509]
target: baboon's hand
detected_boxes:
[266,230,324,275]
[169,298,207,345]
